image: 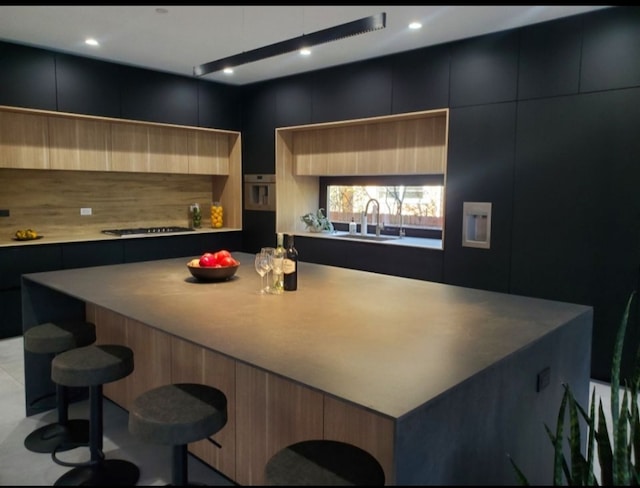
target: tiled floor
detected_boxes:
[0,336,234,486]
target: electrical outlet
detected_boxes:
[80,207,92,216]
[537,367,550,392]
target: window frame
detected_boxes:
[319,174,445,240]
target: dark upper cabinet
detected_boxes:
[119,66,198,126]
[275,74,313,128]
[449,30,519,108]
[55,53,122,118]
[391,44,450,113]
[518,15,583,100]
[197,80,242,131]
[581,6,640,93]
[310,58,393,123]
[443,103,516,293]
[0,41,56,110]
[242,81,278,175]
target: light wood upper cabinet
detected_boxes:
[292,109,448,176]
[111,123,189,174]
[48,116,112,171]
[0,110,49,169]
[188,130,230,175]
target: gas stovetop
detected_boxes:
[101,226,195,237]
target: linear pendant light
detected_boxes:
[193,12,386,77]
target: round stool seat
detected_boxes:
[52,344,134,387]
[265,440,385,486]
[129,383,228,446]
[24,320,96,355]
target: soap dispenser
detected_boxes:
[349,218,357,235]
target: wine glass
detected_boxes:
[254,251,271,294]
[261,247,276,293]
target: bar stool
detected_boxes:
[51,344,139,486]
[23,320,96,453]
[128,383,228,486]
[265,440,385,486]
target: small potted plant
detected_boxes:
[300,208,334,233]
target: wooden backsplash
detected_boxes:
[0,168,217,236]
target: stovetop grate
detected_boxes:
[101,226,195,236]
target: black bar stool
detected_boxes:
[51,344,139,486]
[23,320,96,453]
[128,383,228,486]
[265,440,385,486]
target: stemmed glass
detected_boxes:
[254,251,271,294]
[261,247,276,293]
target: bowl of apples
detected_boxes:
[187,250,240,282]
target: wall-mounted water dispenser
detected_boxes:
[462,202,492,249]
[244,174,275,211]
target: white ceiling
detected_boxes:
[0,5,611,86]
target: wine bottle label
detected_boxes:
[283,259,296,274]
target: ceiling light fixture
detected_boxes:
[193,12,386,77]
[300,48,311,56]
[409,21,422,30]
[85,38,99,47]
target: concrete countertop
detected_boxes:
[23,253,592,419]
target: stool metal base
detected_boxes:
[24,419,89,453]
[53,459,140,486]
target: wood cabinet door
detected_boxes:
[49,116,111,171]
[111,123,189,173]
[188,130,229,175]
[0,110,49,169]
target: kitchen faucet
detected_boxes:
[362,198,382,237]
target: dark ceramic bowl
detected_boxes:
[187,261,239,282]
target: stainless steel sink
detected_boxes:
[337,233,399,242]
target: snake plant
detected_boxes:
[510,290,639,485]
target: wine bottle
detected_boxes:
[283,234,298,291]
[273,232,285,293]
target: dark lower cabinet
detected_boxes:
[0,231,242,339]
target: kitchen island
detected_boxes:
[21,253,592,485]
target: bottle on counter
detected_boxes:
[190,203,201,228]
[211,201,223,228]
[349,217,357,235]
[283,234,298,291]
[272,233,285,293]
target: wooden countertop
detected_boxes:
[23,253,592,419]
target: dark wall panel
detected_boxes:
[120,66,198,125]
[197,80,242,131]
[391,44,450,113]
[311,59,393,123]
[518,15,583,100]
[449,30,519,108]
[55,54,122,117]
[275,74,313,127]
[443,103,516,292]
[242,82,278,175]
[581,6,640,93]
[0,41,56,110]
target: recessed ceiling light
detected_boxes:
[223,68,233,75]
[85,38,99,47]
[409,22,422,30]
[156,8,168,14]
[300,48,311,56]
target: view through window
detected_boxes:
[320,176,444,238]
